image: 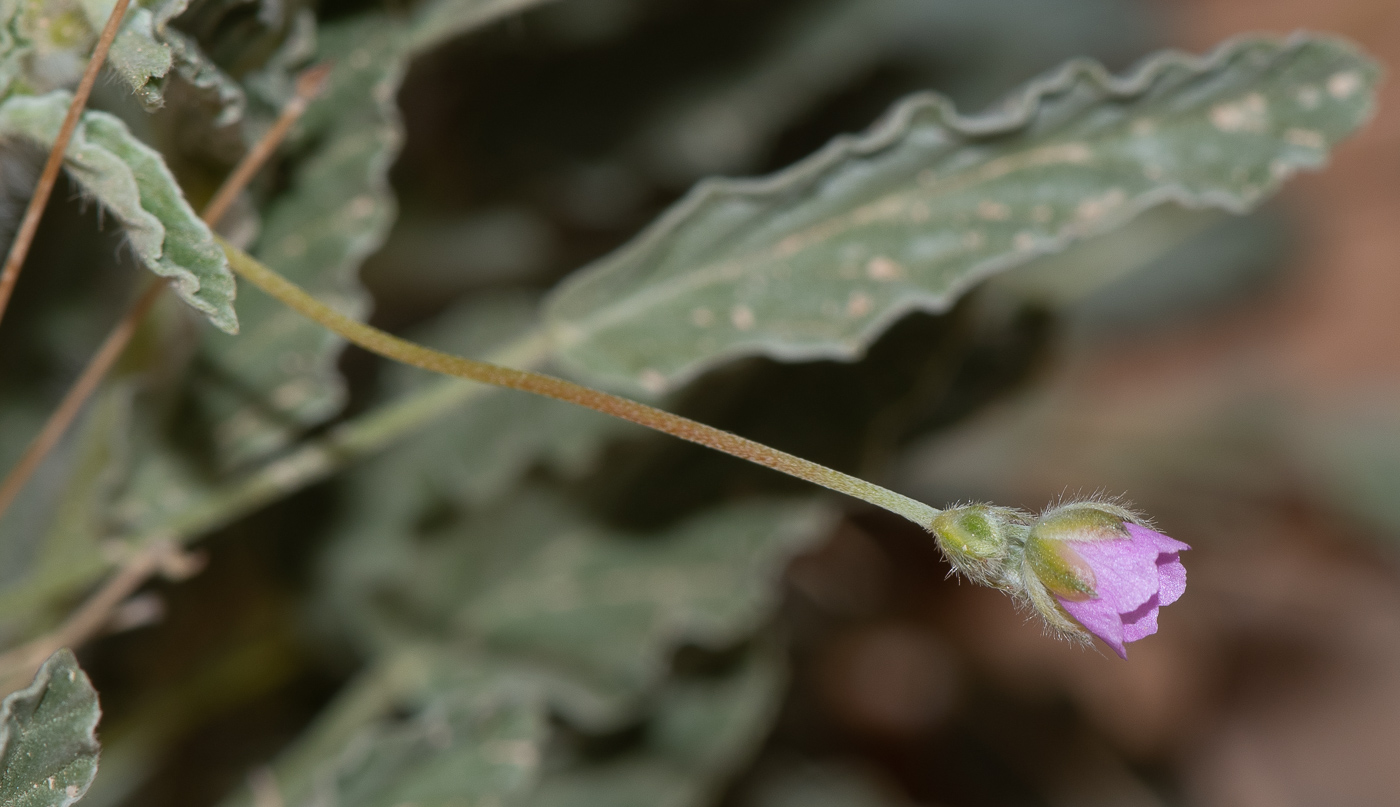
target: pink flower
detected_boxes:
[1055,523,1190,659]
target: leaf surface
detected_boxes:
[0,650,102,807]
[0,92,238,331]
[545,34,1378,395]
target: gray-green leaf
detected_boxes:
[308,691,545,807]
[324,487,832,724]
[0,92,238,332]
[0,649,102,807]
[545,33,1378,395]
[527,644,786,807]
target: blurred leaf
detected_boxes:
[527,643,786,807]
[406,0,563,54]
[458,495,826,717]
[193,0,558,466]
[546,34,1377,396]
[0,649,101,807]
[1,0,84,96]
[302,689,546,807]
[744,763,906,807]
[162,28,246,128]
[0,92,238,331]
[325,486,831,724]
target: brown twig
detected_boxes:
[0,63,332,525]
[0,541,196,692]
[0,282,163,519]
[0,65,333,688]
[0,0,135,327]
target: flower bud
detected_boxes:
[1019,500,1190,658]
[929,504,1030,590]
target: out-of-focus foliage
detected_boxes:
[0,0,1386,805]
[0,650,101,807]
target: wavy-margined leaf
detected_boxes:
[0,650,101,807]
[194,0,558,466]
[0,92,238,331]
[545,34,1378,396]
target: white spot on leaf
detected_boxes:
[865,256,903,280]
[639,369,667,394]
[1075,188,1126,224]
[1285,128,1326,149]
[846,291,872,317]
[976,200,1011,221]
[346,195,376,219]
[730,304,755,331]
[1328,71,1361,99]
[1210,93,1268,133]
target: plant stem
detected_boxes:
[0,0,134,327]
[0,64,332,525]
[223,241,942,528]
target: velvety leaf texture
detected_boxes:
[545,33,1378,395]
[0,92,238,332]
[0,650,102,807]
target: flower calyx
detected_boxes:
[928,504,1031,591]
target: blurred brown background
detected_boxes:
[789,1,1400,805]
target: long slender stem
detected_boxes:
[0,64,331,525]
[0,0,134,326]
[223,241,941,528]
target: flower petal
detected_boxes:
[1120,593,1161,642]
[1126,523,1191,553]
[1065,534,1160,613]
[1156,552,1187,607]
[1058,595,1127,658]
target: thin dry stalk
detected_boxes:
[0,282,162,518]
[201,63,332,226]
[0,0,135,327]
[0,542,201,693]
